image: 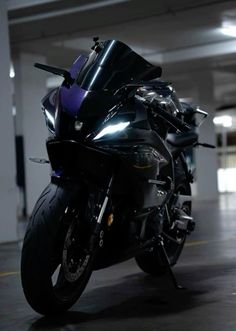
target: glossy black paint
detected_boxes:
[42,39,195,270]
[47,93,174,210]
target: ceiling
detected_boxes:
[7,0,236,116]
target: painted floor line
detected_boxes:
[0,236,235,277]
[185,240,209,247]
[186,235,236,247]
[0,271,19,277]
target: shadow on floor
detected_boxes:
[27,262,225,331]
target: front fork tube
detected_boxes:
[89,176,113,252]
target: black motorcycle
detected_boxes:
[21,39,212,315]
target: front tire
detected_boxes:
[21,182,93,315]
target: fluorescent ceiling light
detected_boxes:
[213,115,232,127]
[221,22,236,37]
[9,64,15,78]
[9,0,131,25]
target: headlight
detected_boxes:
[94,121,130,140]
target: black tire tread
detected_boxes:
[21,182,88,315]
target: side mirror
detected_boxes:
[34,63,74,87]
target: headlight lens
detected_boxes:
[94,121,130,140]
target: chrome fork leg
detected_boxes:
[89,176,114,251]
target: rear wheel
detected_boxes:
[135,159,191,276]
[21,182,94,315]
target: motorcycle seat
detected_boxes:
[166,131,198,148]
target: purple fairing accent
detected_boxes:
[59,54,88,117]
[60,84,88,117]
[69,55,87,79]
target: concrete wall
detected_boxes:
[14,53,50,215]
[0,0,17,242]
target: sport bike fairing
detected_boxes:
[43,39,173,210]
[59,40,160,118]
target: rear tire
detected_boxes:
[135,158,191,276]
[21,182,93,315]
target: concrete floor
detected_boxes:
[1,194,236,331]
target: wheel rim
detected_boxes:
[62,221,90,282]
[51,218,92,301]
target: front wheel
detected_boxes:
[21,182,94,315]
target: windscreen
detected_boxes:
[76,40,156,92]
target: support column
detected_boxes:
[0,1,17,242]
[14,53,50,215]
[195,71,218,200]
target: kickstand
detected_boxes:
[156,235,185,290]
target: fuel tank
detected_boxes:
[93,100,174,209]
